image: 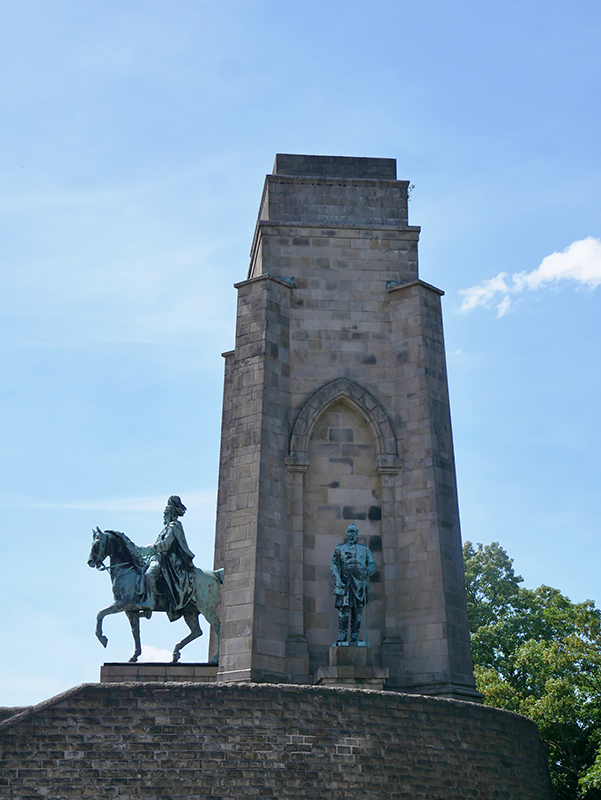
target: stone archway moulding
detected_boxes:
[286,378,401,474]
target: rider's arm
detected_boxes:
[154,526,175,554]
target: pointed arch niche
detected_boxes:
[285,379,401,679]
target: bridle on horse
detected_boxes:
[95,561,135,573]
[92,535,136,574]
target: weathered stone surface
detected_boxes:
[314,645,390,689]
[213,155,476,699]
[273,153,398,180]
[314,665,390,689]
[0,710,27,725]
[0,682,553,799]
[100,662,218,683]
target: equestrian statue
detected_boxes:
[88,495,223,664]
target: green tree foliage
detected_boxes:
[463,542,601,799]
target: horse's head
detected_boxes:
[88,527,110,568]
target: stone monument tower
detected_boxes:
[213,154,479,700]
[0,154,553,800]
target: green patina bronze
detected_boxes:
[88,496,223,664]
[330,524,377,645]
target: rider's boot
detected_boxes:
[139,573,157,619]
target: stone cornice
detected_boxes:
[265,173,410,188]
[386,279,444,297]
[234,273,295,291]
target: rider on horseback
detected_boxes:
[139,496,197,620]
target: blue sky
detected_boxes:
[1,0,600,706]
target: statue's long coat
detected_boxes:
[154,520,196,620]
[330,542,377,609]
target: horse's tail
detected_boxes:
[214,568,224,584]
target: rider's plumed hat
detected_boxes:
[166,496,187,517]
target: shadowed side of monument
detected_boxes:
[212,154,478,700]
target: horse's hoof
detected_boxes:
[207,654,219,665]
[98,635,108,648]
[128,655,139,663]
[171,652,181,663]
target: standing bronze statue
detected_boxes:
[330,524,377,644]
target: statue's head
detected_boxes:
[345,524,359,543]
[164,495,187,523]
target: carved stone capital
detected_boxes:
[285,454,310,472]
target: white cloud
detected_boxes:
[496,295,511,318]
[139,645,173,663]
[459,237,601,316]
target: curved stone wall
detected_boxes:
[0,682,552,798]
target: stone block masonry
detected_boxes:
[213,154,478,700]
[0,682,553,799]
[100,662,218,683]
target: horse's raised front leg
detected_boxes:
[172,611,202,663]
[201,608,221,665]
[126,611,142,663]
[95,602,125,649]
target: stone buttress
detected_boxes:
[212,154,479,700]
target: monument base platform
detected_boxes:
[314,643,389,689]
[100,661,218,683]
[0,681,552,798]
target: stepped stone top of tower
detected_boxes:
[273,153,397,181]
[249,154,408,240]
